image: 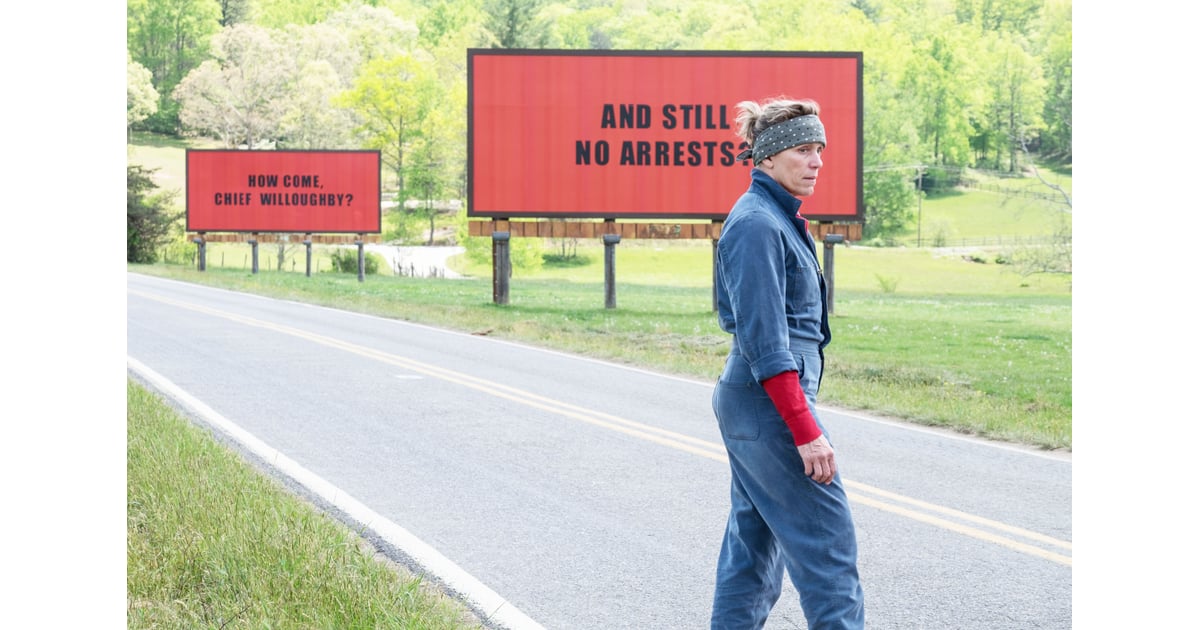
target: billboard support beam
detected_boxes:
[249,233,259,274]
[192,233,207,272]
[823,233,845,315]
[355,234,365,282]
[303,234,313,277]
[492,230,511,305]
[603,230,621,309]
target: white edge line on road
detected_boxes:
[127,355,546,630]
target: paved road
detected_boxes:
[127,272,1071,629]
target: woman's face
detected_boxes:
[760,142,824,197]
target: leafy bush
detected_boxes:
[161,235,195,266]
[543,253,592,267]
[327,248,383,275]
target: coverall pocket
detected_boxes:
[713,378,772,441]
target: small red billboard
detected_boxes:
[468,50,862,222]
[186,150,381,233]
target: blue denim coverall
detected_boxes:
[710,168,865,629]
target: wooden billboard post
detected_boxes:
[492,224,511,305]
[248,233,259,274]
[823,233,845,315]
[603,226,621,309]
[192,233,207,271]
[303,233,313,277]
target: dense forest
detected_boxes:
[127,0,1071,240]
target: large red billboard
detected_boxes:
[468,50,862,221]
[186,150,381,233]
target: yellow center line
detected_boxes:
[847,493,1072,565]
[844,480,1071,551]
[131,289,1072,566]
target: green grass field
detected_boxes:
[897,165,1073,247]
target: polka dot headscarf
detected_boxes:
[735,114,826,166]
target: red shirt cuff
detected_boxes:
[761,371,822,445]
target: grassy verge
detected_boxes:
[127,379,484,629]
[129,242,1071,451]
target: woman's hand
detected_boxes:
[797,434,836,484]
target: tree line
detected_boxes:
[127,0,1071,241]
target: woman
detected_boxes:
[710,97,865,629]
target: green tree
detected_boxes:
[275,5,422,149]
[419,0,485,50]
[323,4,420,65]
[277,20,360,149]
[859,76,923,242]
[675,1,755,50]
[403,155,449,246]
[425,21,475,199]
[173,24,295,147]
[862,168,919,242]
[127,0,222,134]
[599,0,686,49]
[217,0,251,26]
[850,0,883,23]
[252,0,357,28]
[278,59,359,149]
[401,92,464,245]
[539,2,611,48]
[128,165,182,264]
[903,33,973,166]
[482,0,552,47]
[337,52,440,193]
[753,0,872,49]
[127,53,159,136]
[1035,0,1072,162]
[977,33,1046,171]
[954,0,1043,34]
[816,1,925,240]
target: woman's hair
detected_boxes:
[734,97,822,147]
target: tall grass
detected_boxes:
[127,379,484,629]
